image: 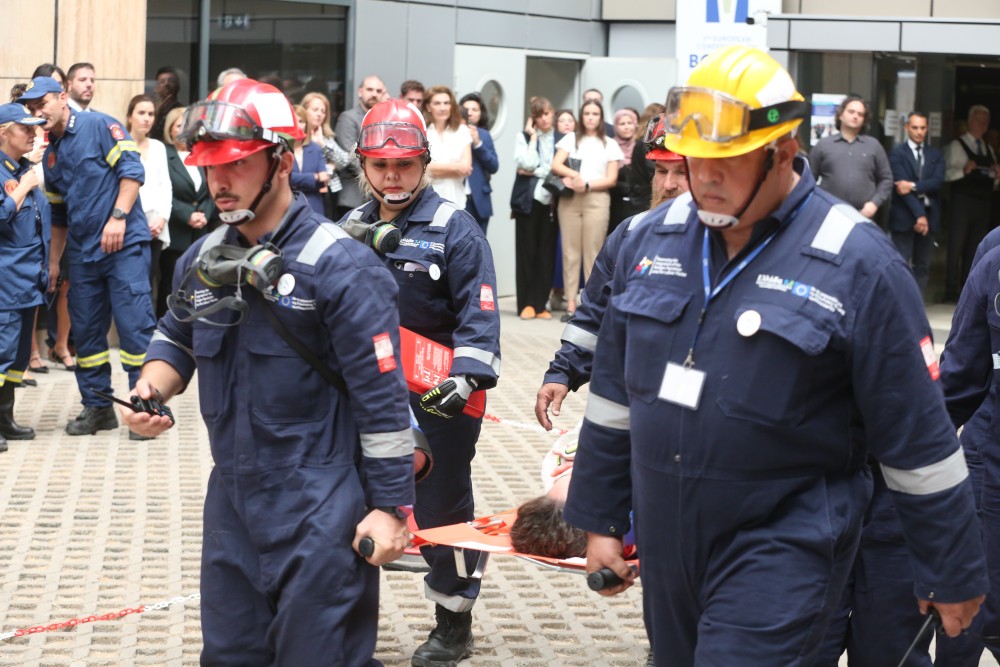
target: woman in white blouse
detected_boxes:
[423,85,472,208]
[125,94,172,306]
[550,100,622,321]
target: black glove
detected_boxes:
[419,375,478,418]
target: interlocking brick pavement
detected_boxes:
[0,297,652,666]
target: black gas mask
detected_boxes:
[341,218,401,254]
[167,243,284,325]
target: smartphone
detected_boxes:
[460,107,469,123]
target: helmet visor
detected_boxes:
[642,114,668,153]
[358,121,428,153]
[179,101,270,146]
[665,86,810,144]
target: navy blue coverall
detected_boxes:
[939,230,1000,665]
[0,153,49,387]
[340,186,501,612]
[43,109,155,406]
[147,194,415,665]
[564,157,987,666]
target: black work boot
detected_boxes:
[0,382,34,440]
[65,406,118,436]
[411,604,473,667]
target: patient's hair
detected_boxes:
[510,495,587,559]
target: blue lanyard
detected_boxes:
[684,190,814,368]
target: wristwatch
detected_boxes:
[373,505,408,520]
[111,207,127,220]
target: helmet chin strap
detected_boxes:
[218,147,285,226]
[689,147,776,229]
[360,158,426,208]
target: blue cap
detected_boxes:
[0,103,45,126]
[17,76,64,101]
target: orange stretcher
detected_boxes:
[408,510,638,582]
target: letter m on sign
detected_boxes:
[706,0,749,23]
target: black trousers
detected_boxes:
[946,192,991,298]
[514,199,558,313]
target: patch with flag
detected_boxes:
[919,336,940,380]
[480,284,495,311]
[373,332,396,373]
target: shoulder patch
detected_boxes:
[810,204,866,255]
[3,180,16,195]
[47,151,56,169]
[109,124,125,141]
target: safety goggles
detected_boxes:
[357,121,428,152]
[641,115,667,152]
[664,87,808,143]
[178,101,283,147]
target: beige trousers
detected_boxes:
[558,190,610,307]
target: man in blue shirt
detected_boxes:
[20,76,155,438]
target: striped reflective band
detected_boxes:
[45,190,64,204]
[453,346,500,374]
[662,192,693,227]
[77,350,111,369]
[119,350,147,367]
[881,448,969,496]
[430,202,457,228]
[560,322,597,352]
[361,429,414,458]
[106,140,138,167]
[810,204,865,255]
[585,393,630,431]
[150,330,195,361]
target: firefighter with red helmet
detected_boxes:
[339,99,501,667]
[121,79,416,665]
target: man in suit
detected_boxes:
[889,111,945,297]
[333,75,386,218]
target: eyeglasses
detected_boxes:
[178,101,283,147]
[664,87,808,143]
[357,121,427,152]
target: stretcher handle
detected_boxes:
[358,537,375,558]
[587,565,637,591]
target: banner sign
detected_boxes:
[676,0,782,84]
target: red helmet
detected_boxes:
[643,116,684,162]
[182,79,305,167]
[357,99,429,159]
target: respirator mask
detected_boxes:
[167,243,284,325]
[341,218,401,254]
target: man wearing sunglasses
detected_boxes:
[562,45,985,664]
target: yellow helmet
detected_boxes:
[663,45,807,159]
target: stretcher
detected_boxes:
[408,510,639,587]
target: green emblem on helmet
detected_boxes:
[767,108,780,124]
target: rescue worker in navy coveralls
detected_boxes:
[536,117,688,432]
[937,226,1000,665]
[338,99,501,667]
[19,76,156,438]
[119,79,416,666]
[562,45,987,665]
[0,103,49,453]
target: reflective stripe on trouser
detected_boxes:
[0,308,35,386]
[67,243,155,407]
[410,392,483,612]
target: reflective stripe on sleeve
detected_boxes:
[105,140,138,167]
[454,346,501,374]
[881,448,969,496]
[150,329,195,362]
[296,222,347,267]
[585,393,630,431]
[361,429,414,458]
[560,322,598,352]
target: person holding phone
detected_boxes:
[459,92,498,234]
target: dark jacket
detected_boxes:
[291,142,327,215]
[888,142,945,235]
[467,127,499,220]
[166,144,217,253]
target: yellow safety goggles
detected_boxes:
[664,87,808,143]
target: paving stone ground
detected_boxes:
[0,299,994,666]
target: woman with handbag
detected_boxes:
[511,96,557,320]
[550,100,622,321]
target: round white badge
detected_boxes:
[277,273,295,296]
[429,264,441,281]
[736,309,761,337]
